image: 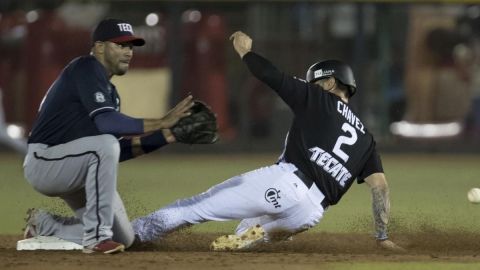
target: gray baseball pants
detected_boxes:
[23,134,134,247]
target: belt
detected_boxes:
[293,170,329,210]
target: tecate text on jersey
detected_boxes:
[308,146,352,187]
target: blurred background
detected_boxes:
[2,0,480,155]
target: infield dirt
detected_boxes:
[2,231,480,270]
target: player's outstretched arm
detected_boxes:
[94,95,194,136]
[364,173,406,253]
[229,31,309,111]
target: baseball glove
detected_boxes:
[171,100,219,144]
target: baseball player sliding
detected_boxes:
[132,31,404,252]
[22,18,217,254]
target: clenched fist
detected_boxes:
[230,31,252,58]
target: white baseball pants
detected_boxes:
[132,162,327,242]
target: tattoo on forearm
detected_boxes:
[371,186,390,239]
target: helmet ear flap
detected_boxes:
[348,86,356,97]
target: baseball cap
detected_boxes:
[93,18,145,46]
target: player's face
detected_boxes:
[103,41,134,76]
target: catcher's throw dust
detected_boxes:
[131,31,404,252]
[22,18,217,254]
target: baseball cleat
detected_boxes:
[83,239,125,254]
[23,208,40,239]
[210,224,265,251]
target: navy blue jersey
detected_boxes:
[244,52,383,206]
[28,55,120,145]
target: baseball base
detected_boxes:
[17,236,82,251]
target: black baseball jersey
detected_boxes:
[244,52,383,206]
[28,55,121,145]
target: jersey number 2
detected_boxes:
[332,123,357,163]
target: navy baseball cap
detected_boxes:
[93,18,145,46]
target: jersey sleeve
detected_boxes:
[243,52,313,112]
[357,148,384,183]
[72,58,117,118]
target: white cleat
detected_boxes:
[210,224,265,251]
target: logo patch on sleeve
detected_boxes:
[95,92,105,103]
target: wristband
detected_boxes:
[140,131,168,153]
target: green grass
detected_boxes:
[1,153,480,235]
[323,154,480,234]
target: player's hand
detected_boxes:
[160,95,194,129]
[377,239,406,253]
[161,129,176,143]
[230,31,252,58]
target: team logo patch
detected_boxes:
[265,188,282,208]
[314,69,334,79]
[95,92,105,103]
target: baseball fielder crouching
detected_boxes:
[22,19,202,254]
[132,31,404,252]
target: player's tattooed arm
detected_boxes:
[364,173,390,240]
[365,173,406,252]
[371,183,390,240]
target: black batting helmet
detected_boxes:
[306,60,357,97]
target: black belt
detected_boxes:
[293,170,329,210]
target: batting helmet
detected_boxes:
[305,60,357,97]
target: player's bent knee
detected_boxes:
[95,134,120,159]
